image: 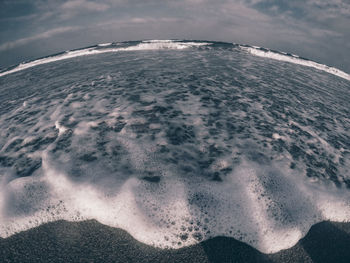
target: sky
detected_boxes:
[0,0,350,73]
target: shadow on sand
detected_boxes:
[0,220,349,262]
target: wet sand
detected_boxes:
[0,220,349,262]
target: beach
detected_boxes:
[1,220,349,262]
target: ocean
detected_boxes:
[0,40,349,259]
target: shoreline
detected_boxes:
[1,220,350,262]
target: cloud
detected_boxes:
[0,26,81,51]
[61,0,110,12]
[59,0,110,19]
[0,0,349,72]
[247,0,350,23]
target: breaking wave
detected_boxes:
[0,40,210,78]
[240,45,350,81]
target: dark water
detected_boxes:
[0,40,349,253]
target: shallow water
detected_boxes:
[0,40,349,253]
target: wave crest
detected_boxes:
[240,46,350,81]
[1,40,349,82]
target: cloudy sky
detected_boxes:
[1,0,350,72]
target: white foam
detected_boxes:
[241,46,350,81]
[73,121,98,135]
[55,121,67,136]
[0,40,210,78]
[2,154,349,253]
[98,43,112,47]
[142,39,176,43]
[122,41,210,51]
[0,48,100,77]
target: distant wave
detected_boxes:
[97,43,112,47]
[240,46,350,81]
[0,40,349,82]
[0,40,210,78]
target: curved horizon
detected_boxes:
[0,40,349,81]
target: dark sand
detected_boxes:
[0,220,349,262]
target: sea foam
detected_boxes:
[1,150,350,253]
